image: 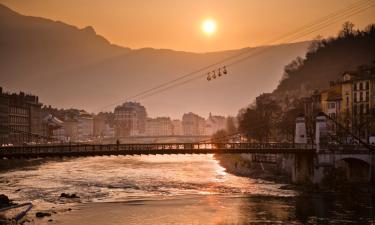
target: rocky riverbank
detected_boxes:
[214,154,291,183]
[0,193,78,225]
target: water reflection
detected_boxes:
[42,195,375,225]
[0,155,374,224]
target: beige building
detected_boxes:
[114,102,147,138]
[351,72,375,139]
[320,84,342,118]
[146,117,173,136]
[77,110,94,142]
[182,112,205,136]
[0,88,42,145]
[318,70,375,141]
[341,73,354,126]
[172,119,183,136]
[62,119,78,142]
[205,113,226,135]
[94,114,106,137]
[320,83,342,133]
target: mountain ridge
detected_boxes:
[0,3,310,118]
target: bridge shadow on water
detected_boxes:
[230,194,375,225]
[294,193,375,224]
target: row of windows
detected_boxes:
[9,107,29,116]
[353,104,370,115]
[353,81,370,91]
[8,134,31,142]
[353,91,370,102]
[10,125,29,133]
[10,116,29,124]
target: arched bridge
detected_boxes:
[0,143,373,159]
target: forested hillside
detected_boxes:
[237,22,375,143]
[274,22,375,98]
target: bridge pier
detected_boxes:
[315,113,328,152]
[292,154,314,184]
[295,115,307,144]
[291,115,314,183]
[311,154,335,184]
[371,153,375,184]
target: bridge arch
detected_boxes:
[335,157,371,183]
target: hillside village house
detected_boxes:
[311,69,375,143]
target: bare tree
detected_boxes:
[339,21,355,38]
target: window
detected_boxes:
[360,92,363,101]
[328,102,336,109]
[366,104,369,114]
[329,113,335,118]
[354,84,357,91]
[360,82,363,90]
[354,93,357,102]
[366,91,369,101]
[360,104,364,114]
[346,96,349,106]
[366,81,369,90]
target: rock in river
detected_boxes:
[35,212,52,218]
[0,194,12,208]
[59,193,80,199]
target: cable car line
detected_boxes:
[96,0,374,111]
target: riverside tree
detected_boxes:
[238,93,281,143]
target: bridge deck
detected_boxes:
[0,143,372,159]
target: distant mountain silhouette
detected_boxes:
[0,4,309,118]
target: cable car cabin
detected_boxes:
[223,66,227,74]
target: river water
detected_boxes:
[0,155,374,224]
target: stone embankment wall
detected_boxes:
[214,154,292,183]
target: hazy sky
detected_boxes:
[1,0,374,52]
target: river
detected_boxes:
[0,155,374,224]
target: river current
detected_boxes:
[0,155,374,224]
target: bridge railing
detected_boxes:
[0,142,318,156]
[325,144,374,151]
[1,142,373,158]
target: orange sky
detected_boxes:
[1,0,374,52]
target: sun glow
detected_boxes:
[202,19,217,36]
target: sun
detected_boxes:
[202,19,217,36]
